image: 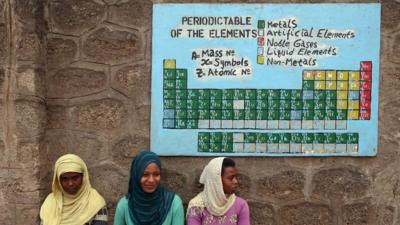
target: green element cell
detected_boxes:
[336,133,348,144]
[175,119,187,128]
[175,110,187,119]
[268,90,280,99]
[257,90,269,100]
[198,133,210,143]
[291,133,303,143]
[210,99,222,109]
[302,133,314,143]
[164,80,175,89]
[280,110,291,120]
[313,133,325,143]
[291,100,303,110]
[176,69,187,79]
[326,90,337,99]
[175,99,187,109]
[222,99,234,109]
[336,110,347,120]
[256,110,268,120]
[187,99,199,109]
[258,20,265,29]
[348,133,359,144]
[325,110,337,120]
[163,69,176,79]
[268,99,280,109]
[325,100,336,110]
[302,110,314,120]
[279,133,291,143]
[314,90,326,100]
[303,80,314,90]
[199,100,210,109]
[257,100,268,110]
[314,110,326,120]
[257,133,268,143]
[280,90,291,100]
[198,142,210,152]
[221,141,233,152]
[210,89,223,100]
[245,133,257,143]
[199,89,210,99]
[315,100,326,110]
[245,110,256,120]
[210,132,223,142]
[268,110,280,120]
[175,79,187,89]
[303,100,314,110]
[291,90,302,100]
[163,89,175,99]
[175,89,187,99]
[245,100,257,109]
[324,133,336,143]
[280,100,291,109]
[187,110,199,119]
[245,89,257,99]
[222,133,233,142]
[268,133,280,143]
[222,89,234,100]
[210,110,222,119]
[210,142,222,152]
[233,89,245,99]
[186,119,198,129]
[222,110,234,120]
[198,109,210,119]
[187,89,199,99]
[234,110,245,120]
[163,99,175,109]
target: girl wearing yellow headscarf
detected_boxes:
[40,154,107,225]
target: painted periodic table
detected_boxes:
[151,4,380,156]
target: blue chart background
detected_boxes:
[151,3,380,156]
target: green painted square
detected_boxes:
[257,133,268,143]
[187,110,199,119]
[291,100,303,110]
[245,110,256,120]
[163,89,175,99]
[291,90,302,100]
[210,99,222,109]
[314,110,325,120]
[175,119,187,128]
[198,133,210,143]
[187,89,199,99]
[223,89,234,100]
[210,132,223,142]
[302,110,314,120]
[268,90,280,99]
[348,133,359,144]
[221,142,233,152]
[256,110,268,120]
[336,133,348,144]
[314,133,325,143]
[280,100,291,109]
[199,100,210,109]
[303,80,314,90]
[210,110,222,119]
[245,89,257,99]
[222,132,233,142]
[164,80,175,89]
[187,99,199,109]
[175,110,187,119]
[314,90,326,100]
[175,99,187,109]
[336,110,347,120]
[257,90,269,100]
[199,89,210,99]
[222,99,234,109]
[234,110,245,120]
[233,89,245,99]
[268,133,280,143]
[303,100,314,110]
[222,110,234,120]
[210,89,223,100]
[175,89,187,99]
[245,100,257,109]
[279,133,291,143]
[176,69,187,79]
[280,90,291,100]
[210,142,222,152]
[175,79,187,89]
[186,119,198,129]
[280,110,291,120]
[164,99,175,109]
[325,110,337,120]
[324,133,336,143]
[268,99,280,109]
[245,133,257,143]
[198,142,210,152]
[326,90,337,99]
[268,110,280,120]
[198,109,210,119]
[325,100,336,110]
[291,133,303,143]
[163,69,176,79]
[302,133,314,143]
[315,100,326,110]
[258,20,265,29]
[257,100,268,110]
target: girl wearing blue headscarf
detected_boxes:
[114,151,184,225]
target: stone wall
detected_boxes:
[0,0,399,225]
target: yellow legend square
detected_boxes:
[303,71,314,80]
[349,71,360,81]
[163,59,176,69]
[337,81,349,90]
[348,100,360,110]
[315,81,326,90]
[337,100,348,109]
[337,91,348,99]
[326,71,336,80]
[348,110,360,119]
[337,71,349,80]
[326,81,337,90]
[315,71,326,80]
[257,55,264,64]
[349,81,360,90]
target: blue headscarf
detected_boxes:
[127,151,175,225]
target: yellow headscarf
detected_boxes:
[40,154,106,225]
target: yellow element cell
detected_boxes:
[257,55,264,64]
[348,100,360,110]
[348,110,360,119]
[349,81,360,90]
[303,71,314,80]
[337,71,349,80]
[349,71,360,81]
[337,100,348,109]
[326,71,336,80]
[315,81,326,90]
[163,59,176,69]
[315,71,325,80]
[326,81,337,90]
[337,91,348,99]
[337,81,349,90]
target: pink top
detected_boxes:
[186,197,250,225]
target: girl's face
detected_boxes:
[140,163,161,193]
[221,167,239,195]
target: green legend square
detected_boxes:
[258,20,265,29]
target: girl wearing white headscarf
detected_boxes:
[40,154,107,225]
[187,157,250,225]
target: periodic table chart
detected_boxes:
[151,4,380,156]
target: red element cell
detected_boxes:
[360,110,371,120]
[361,71,372,81]
[360,98,371,110]
[360,90,371,100]
[258,37,265,46]
[360,61,372,71]
[361,81,371,90]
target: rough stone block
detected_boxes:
[15,141,39,169]
[16,67,44,97]
[109,1,152,29]
[257,170,305,201]
[342,203,370,225]
[0,140,5,168]
[15,100,46,138]
[49,0,105,35]
[46,105,68,129]
[0,23,8,63]
[111,135,147,168]
[377,205,394,225]
[312,168,370,201]
[15,0,41,23]
[381,1,400,32]
[47,37,78,68]
[47,67,107,99]
[0,68,4,94]
[15,204,40,225]
[16,30,41,61]
[72,98,127,130]
[82,27,144,65]
[248,201,274,225]
[279,202,333,225]
[161,169,188,201]
[236,173,251,199]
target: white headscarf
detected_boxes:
[188,157,236,216]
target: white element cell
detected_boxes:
[233,133,244,143]
[347,144,358,153]
[256,143,267,152]
[233,143,244,152]
[256,120,267,129]
[233,100,245,110]
[291,144,302,153]
[210,120,221,129]
[233,120,245,129]
[245,120,256,129]
[302,120,313,129]
[221,120,233,129]
[336,144,347,153]
[302,144,313,153]
[336,121,347,130]
[324,144,336,152]
[198,120,209,129]
[324,120,336,130]
[268,143,279,152]
[313,143,324,152]
[244,143,256,152]
[290,120,302,130]
[313,120,325,130]
[279,143,290,153]
[279,120,290,129]
[268,120,279,129]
